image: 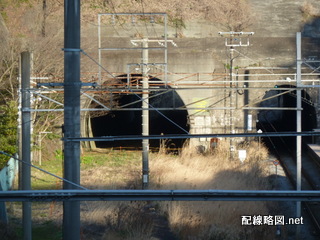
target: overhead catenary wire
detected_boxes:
[32,45,190,141]
[81,49,190,134]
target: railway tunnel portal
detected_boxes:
[86,70,320,151]
[89,74,190,150]
[257,84,317,145]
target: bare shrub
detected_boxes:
[301,1,320,21]
[83,0,254,31]
[82,201,154,240]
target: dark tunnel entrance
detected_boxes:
[90,75,190,150]
[257,84,317,145]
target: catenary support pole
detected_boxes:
[21,51,32,240]
[142,38,149,189]
[296,32,302,239]
[98,14,102,84]
[63,0,81,239]
[229,45,235,159]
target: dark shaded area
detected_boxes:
[257,85,317,147]
[91,75,189,149]
[301,17,320,70]
[302,18,320,39]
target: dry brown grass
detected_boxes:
[150,140,269,190]
[80,140,273,239]
[11,141,274,239]
[81,201,154,240]
[148,140,273,239]
[79,151,154,239]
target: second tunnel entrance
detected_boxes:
[257,84,317,145]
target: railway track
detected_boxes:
[261,128,320,238]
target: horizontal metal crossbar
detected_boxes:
[64,131,320,142]
[98,12,167,16]
[37,82,97,87]
[0,190,319,202]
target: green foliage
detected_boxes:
[81,155,94,165]
[0,0,29,10]
[54,149,63,161]
[170,17,186,30]
[0,0,31,19]
[224,63,239,70]
[80,150,141,169]
[0,101,17,169]
[46,133,60,140]
[12,219,62,240]
[32,220,62,240]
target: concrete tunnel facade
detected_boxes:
[85,74,319,151]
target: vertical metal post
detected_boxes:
[244,70,250,136]
[296,32,302,238]
[218,32,254,158]
[21,51,32,240]
[142,38,149,189]
[257,129,263,160]
[164,14,168,85]
[296,32,302,191]
[18,55,22,190]
[229,46,235,159]
[98,14,102,84]
[63,1,81,240]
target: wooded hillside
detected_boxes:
[0,0,254,95]
[0,0,318,166]
[0,0,255,166]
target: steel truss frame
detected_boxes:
[31,70,320,113]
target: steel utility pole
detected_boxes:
[296,32,302,239]
[218,32,254,160]
[229,45,235,159]
[142,38,149,189]
[130,37,176,189]
[21,51,32,240]
[63,0,81,239]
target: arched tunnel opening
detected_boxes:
[90,75,190,150]
[257,84,317,148]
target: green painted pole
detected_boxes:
[63,0,81,239]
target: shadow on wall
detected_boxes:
[302,18,320,38]
[301,17,320,64]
